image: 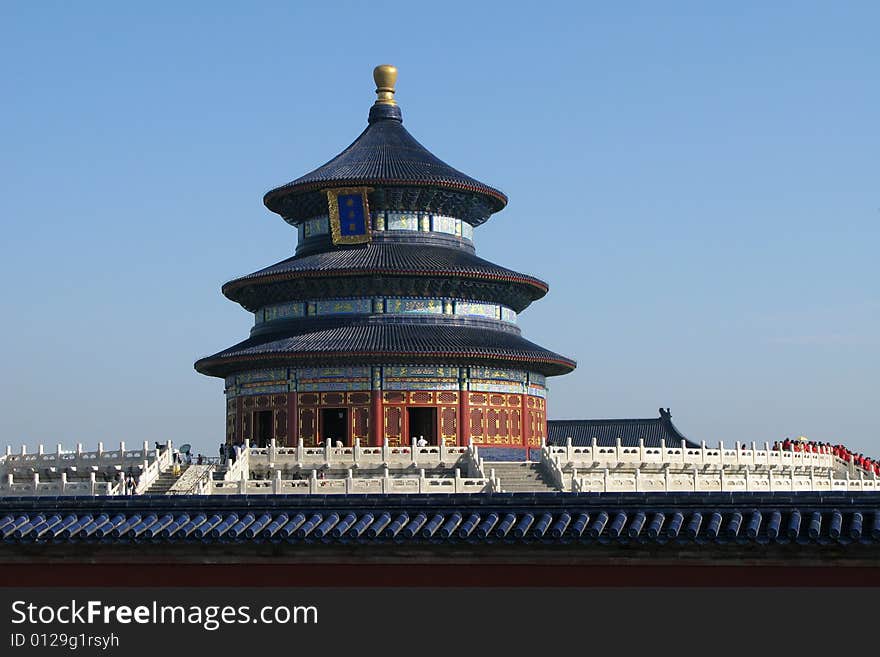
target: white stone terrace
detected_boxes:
[211,439,496,495]
[540,438,880,493]
[4,435,878,496]
[0,441,171,496]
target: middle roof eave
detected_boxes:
[222,243,549,307]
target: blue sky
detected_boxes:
[1,2,877,458]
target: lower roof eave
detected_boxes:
[194,351,576,379]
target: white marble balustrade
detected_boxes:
[544,437,835,471]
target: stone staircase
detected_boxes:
[490,461,560,493]
[144,465,188,495]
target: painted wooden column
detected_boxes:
[288,390,298,447]
[371,366,383,447]
[458,369,469,447]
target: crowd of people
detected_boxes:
[770,439,880,475]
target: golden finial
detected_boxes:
[373,64,398,105]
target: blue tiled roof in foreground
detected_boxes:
[2,492,879,547]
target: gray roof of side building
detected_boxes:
[547,408,700,448]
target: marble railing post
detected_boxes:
[354,438,361,467]
[89,472,96,495]
[273,469,282,495]
[309,469,317,494]
[269,438,276,463]
[61,472,67,494]
[454,467,462,493]
[381,438,389,465]
[97,442,104,458]
[297,438,304,463]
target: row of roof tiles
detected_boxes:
[3,507,880,546]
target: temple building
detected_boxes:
[195,65,575,450]
[2,65,880,587]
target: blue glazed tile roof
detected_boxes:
[263,103,507,223]
[222,242,549,308]
[548,408,699,448]
[195,320,577,378]
[3,493,879,548]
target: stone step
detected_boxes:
[144,465,190,494]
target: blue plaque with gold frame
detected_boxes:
[326,187,372,245]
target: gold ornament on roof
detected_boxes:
[373,64,398,105]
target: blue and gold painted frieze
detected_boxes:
[259,302,306,324]
[469,380,526,394]
[296,366,370,392]
[297,381,370,392]
[430,214,458,235]
[382,365,459,391]
[299,216,330,240]
[384,298,443,315]
[297,211,476,246]
[235,369,288,384]
[383,380,459,391]
[256,297,518,325]
[528,372,546,387]
[315,298,373,315]
[297,366,370,379]
[237,383,289,396]
[454,300,502,320]
[224,366,547,398]
[386,366,459,378]
[384,211,419,231]
[469,367,528,383]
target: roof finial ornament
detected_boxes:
[373,64,398,106]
